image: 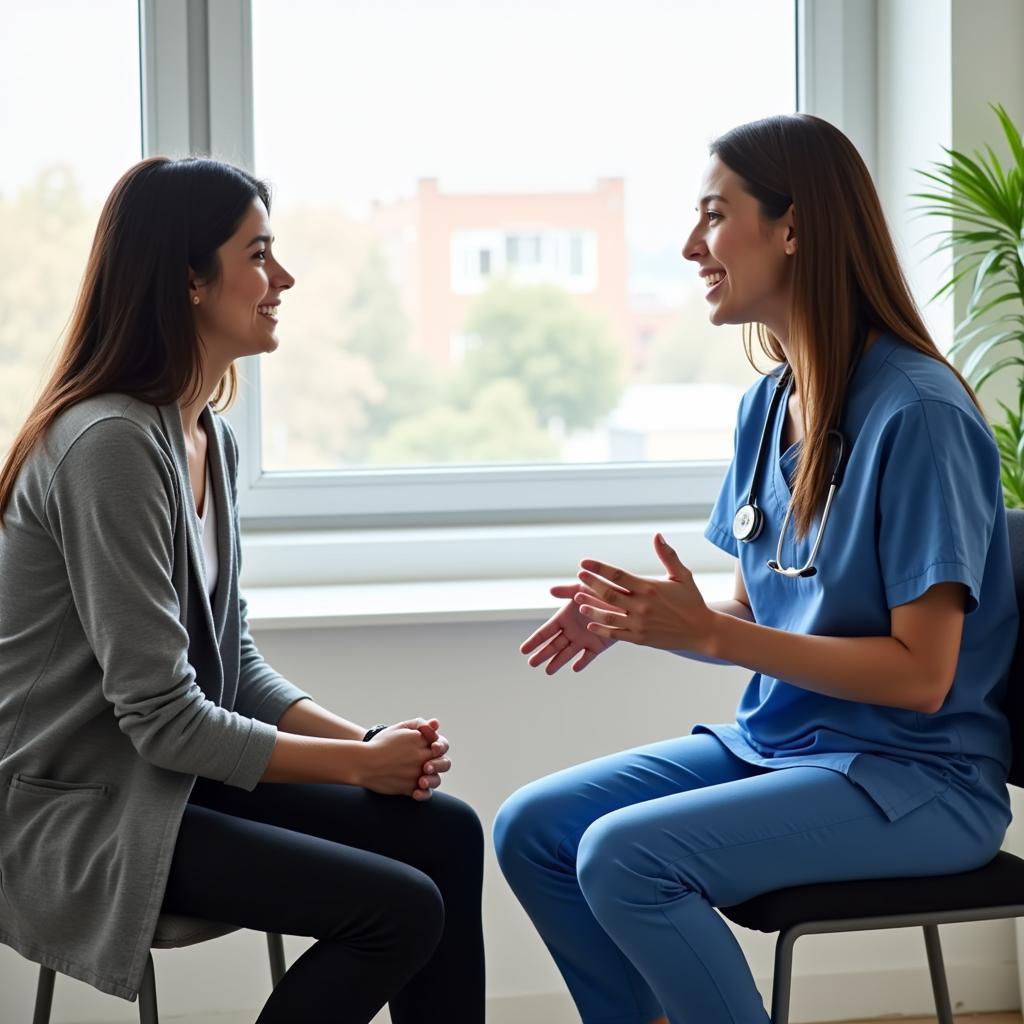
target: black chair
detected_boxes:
[721,507,1024,1024]
[32,915,287,1024]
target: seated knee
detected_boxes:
[493,780,559,876]
[576,813,670,915]
[378,869,446,967]
[441,794,485,862]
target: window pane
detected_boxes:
[0,0,142,458]
[252,0,795,471]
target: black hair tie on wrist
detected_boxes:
[362,724,389,742]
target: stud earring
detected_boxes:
[192,295,200,305]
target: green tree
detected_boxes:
[642,293,759,387]
[260,205,436,467]
[454,280,624,431]
[339,247,440,457]
[369,378,557,465]
[0,167,97,457]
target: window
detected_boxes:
[569,234,585,278]
[506,234,542,268]
[234,0,797,524]
[0,0,142,459]
[2,2,878,544]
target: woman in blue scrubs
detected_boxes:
[493,113,1017,1024]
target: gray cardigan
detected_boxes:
[0,395,308,1000]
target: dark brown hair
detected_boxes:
[0,156,270,518]
[711,114,980,537]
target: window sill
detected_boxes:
[239,517,732,590]
[245,571,735,630]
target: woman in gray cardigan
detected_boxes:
[0,157,484,1023]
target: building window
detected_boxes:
[569,233,585,277]
[506,234,541,267]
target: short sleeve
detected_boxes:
[877,400,1000,613]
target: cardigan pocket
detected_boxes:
[1,773,113,948]
[10,774,109,798]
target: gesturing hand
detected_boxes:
[520,583,618,674]
[574,534,716,654]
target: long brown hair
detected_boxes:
[0,156,270,519]
[711,114,981,538]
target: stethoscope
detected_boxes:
[731,368,848,579]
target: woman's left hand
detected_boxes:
[575,534,716,654]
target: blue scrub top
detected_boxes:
[700,332,1017,822]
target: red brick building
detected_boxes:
[371,177,629,366]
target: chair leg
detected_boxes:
[923,924,955,1024]
[32,966,56,1024]
[770,929,797,1024]
[267,932,287,987]
[137,952,159,1024]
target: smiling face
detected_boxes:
[682,155,795,339]
[190,198,294,364]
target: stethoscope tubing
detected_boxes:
[733,363,850,579]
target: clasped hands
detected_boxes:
[365,718,451,802]
[521,533,715,674]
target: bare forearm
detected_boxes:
[706,612,943,713]
[278,697,366,742]
[261,731,368,784]
[672,599,754,665]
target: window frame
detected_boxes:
[140,0,877,550]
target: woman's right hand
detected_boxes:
[358,720,435,799]
[520,583,618,674]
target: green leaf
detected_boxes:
[962,330,1021,380]
[962,291,1020,326]
[974,354,1024,391]
[953,320,1005,351]
[966,248,1006,317]
[994,103,1024,172]
[931,262,984,304]
[945,156,1009,220]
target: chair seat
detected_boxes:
[720,850,1024,934]
[152,914,239,948]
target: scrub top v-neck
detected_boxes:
[700,332,1017,823]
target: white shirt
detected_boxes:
[197,465,219,598]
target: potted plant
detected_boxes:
[916,103,1024,508]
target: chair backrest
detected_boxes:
[1005,508,1024,788]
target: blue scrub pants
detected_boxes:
[493,734,1006,1024]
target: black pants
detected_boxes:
[162,778,485,1024]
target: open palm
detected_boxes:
[520,583,619,674]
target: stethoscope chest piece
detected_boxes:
[732,503,764,542]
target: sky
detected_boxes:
[252,0,795,259]
[1,0,795,288]
[1,0,141,201]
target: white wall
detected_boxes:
[876,0,954,351]
[949,0,1024,415]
